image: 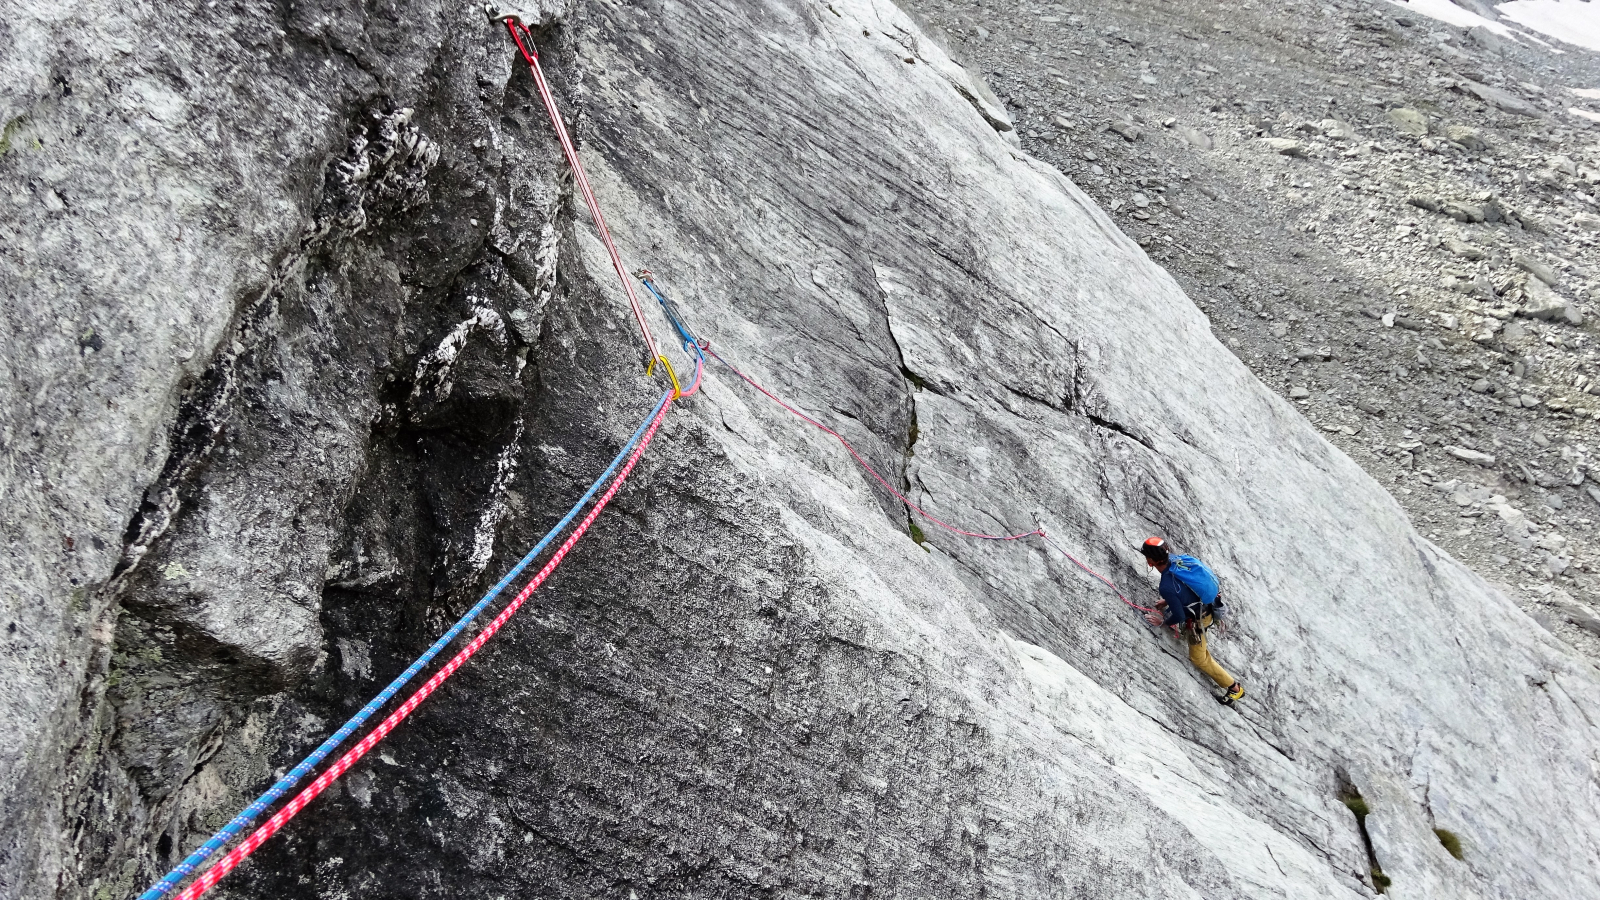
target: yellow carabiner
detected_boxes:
[653,354,682,399]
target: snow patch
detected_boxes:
[1387,0,1515,36]
[1498,0,1600,51]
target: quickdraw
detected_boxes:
[649,353,684,399]
[636,269,700,351]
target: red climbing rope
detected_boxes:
[498,13,1143,617]
[504,19,663,371]
[703,345,1039,541]
[1039,533,1155,614]
[170,393,677,900]
[701,344,1155,614]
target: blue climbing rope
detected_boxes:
[137,391,672,900]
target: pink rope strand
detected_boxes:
[703,346,1038,541]
[506,21,661,367]
[702,345,1153,613]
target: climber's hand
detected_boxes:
[1143,610,1164,627]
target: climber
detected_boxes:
[1139,537,1246,705]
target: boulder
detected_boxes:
[1175,125,1214,149]
[1319,118,1358,141]
[1447,446,1497,466]
[1444,124,1489,151]
[1455,79,1543,117]
[1442,200,1490,223]
[1522,278,1581,324]
[1443,237,1487,260]
[1258,136,1308,156]
[1514,254,1560,286]
[1386,107,1430,135]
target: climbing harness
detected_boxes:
[502,13,663,373]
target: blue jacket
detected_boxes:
[1159,554,1221,626]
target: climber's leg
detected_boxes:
[1186,615,1236,689]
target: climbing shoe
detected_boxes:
[1219,683,1245,705]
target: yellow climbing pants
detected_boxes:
[1185,615,1236,689]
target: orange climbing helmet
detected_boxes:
[1140,536,1170,566]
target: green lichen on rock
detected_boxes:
[1435,828,1465,860]
[0,116,23,154]
[908,521,928,546]
[1342,795,1370,819]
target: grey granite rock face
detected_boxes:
[1,0,566,893]
[3,1,1599,899]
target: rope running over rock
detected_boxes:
[700,345,1154,613]
[505,18,662,371]
[134,15,1155,894]
[169,373,689,900]
[140,18,713,890]
[135,390,673,900]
